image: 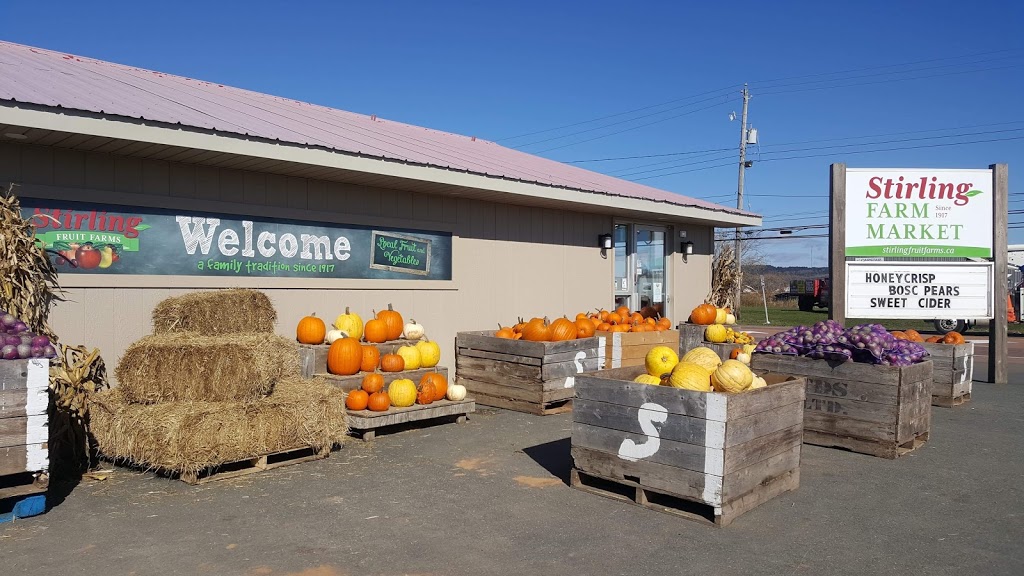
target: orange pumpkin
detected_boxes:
[360,344,380,372]
[891,331,908,340]
[345,389,369,411]
[296,313,326,344]
[512,318,527,334]
[421,372,448,401]
[597,309,610,322]
[630,312,645,325]
[367,390,391,411]
[904,329,924,342]
[926,335,943,343]
[657,316,672,329]
[550,317,578,341]
[364,318,388,343]
[327,337,362,375]
[943,331,965,344]
[380,353,405,372]
[361,373,385,394]
[575,313,590,322]
[729,347,742,360]
[495,325,516,339]
[615,305,630,319]
[607,312,623,325]
[522,318,552,341]
[416,381,435,405]
[689,303,717,325]
[376,304,404,341]
[575,318,596,338]
[596,322,611,332]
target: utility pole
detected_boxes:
[733,84,750,319]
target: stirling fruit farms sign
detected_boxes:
[20,199,452,280]
[844,168,993,258]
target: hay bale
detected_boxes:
[89,376,348,476]
[115,332,300,403]
[152,289,277,335]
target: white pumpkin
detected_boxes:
[748,375,767,390]
[736,352,751,365]
[725,313,736,325]
[446,383,467,401]
[325,329,347,344]
[403,319,425,340]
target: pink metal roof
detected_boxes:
[0,41,752,217]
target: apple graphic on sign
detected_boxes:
[75,243,102,269]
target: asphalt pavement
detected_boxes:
[2,364,1023,576]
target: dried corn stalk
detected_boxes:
[707,242,737,309]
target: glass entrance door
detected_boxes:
[612,224,669,316]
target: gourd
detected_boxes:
[363,318,388,343]
[736,352,751,366]
[396,345,422,370]
[714,308,728,325]
[325,329,347,344]
[645,346,679,378]
[403,319,425,340]
[705,324,728,343]
[725,313,736,325]
[550,318,578,341]
[296,313,326,344]
[327,337,362,375]
[446,383,467,401]
[376,304,404,341]
[361,373,385,394]
[681,347,723,373]
[421,372,447,401]
[345,389,369,411]
[711,360,753,393]
[729,347,742,360]
[415,339,441,368]
[633,374,662,385]
[333,307,363,341]
[416,381,435,405]
[367,390,391,411]
[748,375,767,390]
[360,345,380,372]
[689,303,718,325]
[380,353,405,372]
[667,362,712,391]
[388,378,417,407]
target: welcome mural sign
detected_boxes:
[844,168,993,258]
[20,199,452,280]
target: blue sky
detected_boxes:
[4,0,1023,267]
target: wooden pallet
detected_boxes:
[803,430,929,459]
[347,399,475,441]
[920,341,973,407]
[0,471,48,523]
[932,392,971,408]
[179,445,331,485]
[571,466,799,527]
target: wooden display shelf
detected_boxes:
[346,399,475,441]
[455,331,600,415]
[919,341,973,407]
[179,445,331,485]
[318,366,448,393]
[751,354,932,459]
[677,323,751,361]
[596,329,680,369]
[298,339,424,378]
[0,359,49,478]
[572,366,804,527]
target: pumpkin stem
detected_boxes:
[388,303,394,311]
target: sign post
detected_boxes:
[990,164,1009,384]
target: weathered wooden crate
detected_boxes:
[318,366,449,393]
[455,331,600,415]
[677,323,743,361]
[179,445,331,485]
[750,354,931,459]
[347,399,475,441]
[1,469,47,523]
[299,339,422,378]
[571,366,804,526]
[596,330,680,369]
[919,342,973,407]
[0,359,49,479]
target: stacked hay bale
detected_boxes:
[90,289,347,479]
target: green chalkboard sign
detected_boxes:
[370,231,432,276]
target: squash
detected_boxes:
[705,324,728,343]
[446,383,467,401]
[724,313,736,325]
[633,373,662,386]
[327,337,362,375]
[367,390,391,411]
[667,362,712,391]
[689,303,717,325]
[364,318,388,343]
[681,347,723,373]
[416,381,435,405]
[575,318,596,339]
[396,345,422,370]
[645,346,679,378]
[550,317,578,341]
[736,352,751,365]
[729,347,742,360]
[345,389,369,411]
[360,344,380,372]
[380,353,405,372]
[403,319,425,340]
[421,372,448,401]
[361,373,385,394]
[711,360,753,393]
[388,378,417,407]
[376,304,404,341]
[325,329,347,344]
[415,339,441,368]
[748,375,767,390]
[333,307,363,341]
[296,313,327,344]
[522,318,552,341]
[943,331,965,344]
[714,308,728,325]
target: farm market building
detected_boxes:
[0,41,760,379]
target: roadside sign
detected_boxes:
[845,262,993,319]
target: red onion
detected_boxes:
[19,334,34,346]
[16,343,31,359]
[1,344,17,360]
[0,314,17,329]
[31,335,49,348]
[11,322,28,334]
[4,334,19,346]
[41,344,57,359]
[30,345,44,358]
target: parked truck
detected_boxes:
[789,277,830,312]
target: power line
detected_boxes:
[566,147,735,164]
[756,134,1024,163]
[714,234,831,242]
[758,62,1022,96]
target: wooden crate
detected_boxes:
[571,366,804,526]
[347,399,475,441]
[920,342,973,407]
[596,330,680,369]
[299,339,423,378]
[318,366,449,393]
[677,323,744,361]
[750,354,931,459]
[0,359,49,478]
[455,331,600,415]
[179,445,331,485]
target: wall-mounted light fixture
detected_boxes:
[682,241,694,262]
[598,233,613,250]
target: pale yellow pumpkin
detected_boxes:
[748,375,767,390]
[645,346,679,377]
[711,360,753,393]
[736,352,751,365]
[705,324,728,343]
[633,373,662,386]
[446,383,467,401]
[388,378,418,407]
[682,347,723,373]
[333,307,363,341]
[396,345,422,370]
[725,313,736,325]
[714,308,728,324]
[415,339,441,368]
[667,362,712,392]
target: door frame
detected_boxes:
[612,220,673,319]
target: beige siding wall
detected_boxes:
[0,142,713,383]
